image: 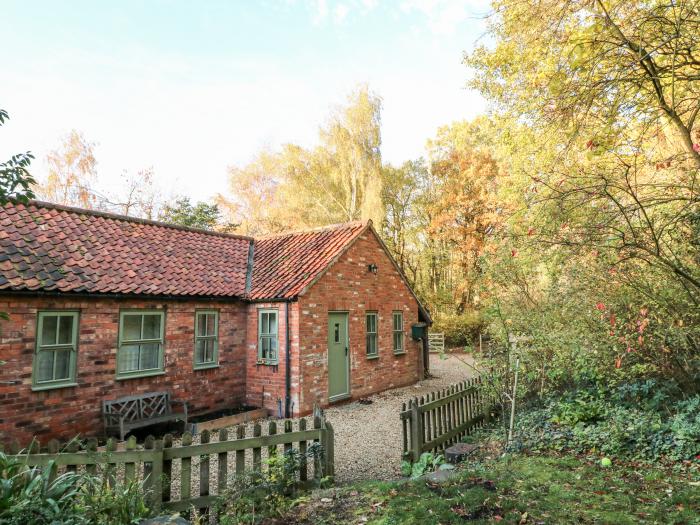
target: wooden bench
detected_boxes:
[103,392,188,440]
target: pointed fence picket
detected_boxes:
[400,377,495,462]
[0,415,334,513]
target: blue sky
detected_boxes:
[1,0,491,202]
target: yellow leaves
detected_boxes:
[36,130,98,209]
[224,86,384,234]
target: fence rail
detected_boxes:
[1,416,334,513]
[400,378,493,462]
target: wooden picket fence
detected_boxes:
[1,416,334,513]
[428,332,445,353]
[400,378,493,462]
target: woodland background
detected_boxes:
[3,0,699,403]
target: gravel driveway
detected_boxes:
[326,354,477,483]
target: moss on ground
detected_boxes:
[276,454,699,524]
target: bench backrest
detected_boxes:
[103,391,172,425]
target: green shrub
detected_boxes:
[216,444,325,525]
[71,474,150,525]
[400,452,454,480]
[550,391,608,426]
[431,310,485,348]
[506,391,700,461]
[0,451,150,525]
[0,453,79,525]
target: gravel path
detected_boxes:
[326,354,476,483]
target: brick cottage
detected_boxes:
[0,201,431,444]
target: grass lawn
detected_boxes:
[277,454,700,524]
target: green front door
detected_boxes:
[328,312,349,401]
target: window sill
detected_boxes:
[194,363,220,371]
[393,351,407,356]
[116,370,166,381]
[366,355,379,360]
[32,381,78,392]
[256,360,279,366]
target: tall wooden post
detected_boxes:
[410,399,423,462]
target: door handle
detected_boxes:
[345,347,348,356]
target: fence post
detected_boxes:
[322,420,335,479]
[162,434,173,503]
[410,398,423,462]
[313,415,322,479]
[151,439,164,512]
[143,437,164,512]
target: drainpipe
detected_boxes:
[285,301,291,418]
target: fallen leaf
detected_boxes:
[520,511,529,524]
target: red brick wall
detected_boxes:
[296,229,423,414]
[244,301,300,416]
[0,296,247,445]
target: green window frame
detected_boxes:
[117,310,165,379]
[366,312,378,358]
[257,309,278,365]
[393,311,405,354]
[194,310,219,369]
[32,311,79,390]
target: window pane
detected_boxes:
[122,315,142,341]
[57,315,74,345]
[367,333,377,355]
[367,314,376,333]
[205,314,217,336]
[270,337,277,359]
[36,350,54,382]
[198,313,217,337]
[41,315,58,346]
[196,339,215,364]
[268,313,277,334]
[261,337,270,359]
[142,314,161,340]
[139,343,160,370]
[197,314,207,337]
[195,339,205,364]
[119,344,140,372]
[54,350,71,380]
[204,339,216,362]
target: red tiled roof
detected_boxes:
[249,221,368,299]
[0,202,252,297]
[0,201,370,301]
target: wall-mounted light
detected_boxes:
[367,263,378,274]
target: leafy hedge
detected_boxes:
[431,310,485,348]
[505,383,700,462]
[0,451,150,525]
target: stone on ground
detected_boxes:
[445,443,478,464]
